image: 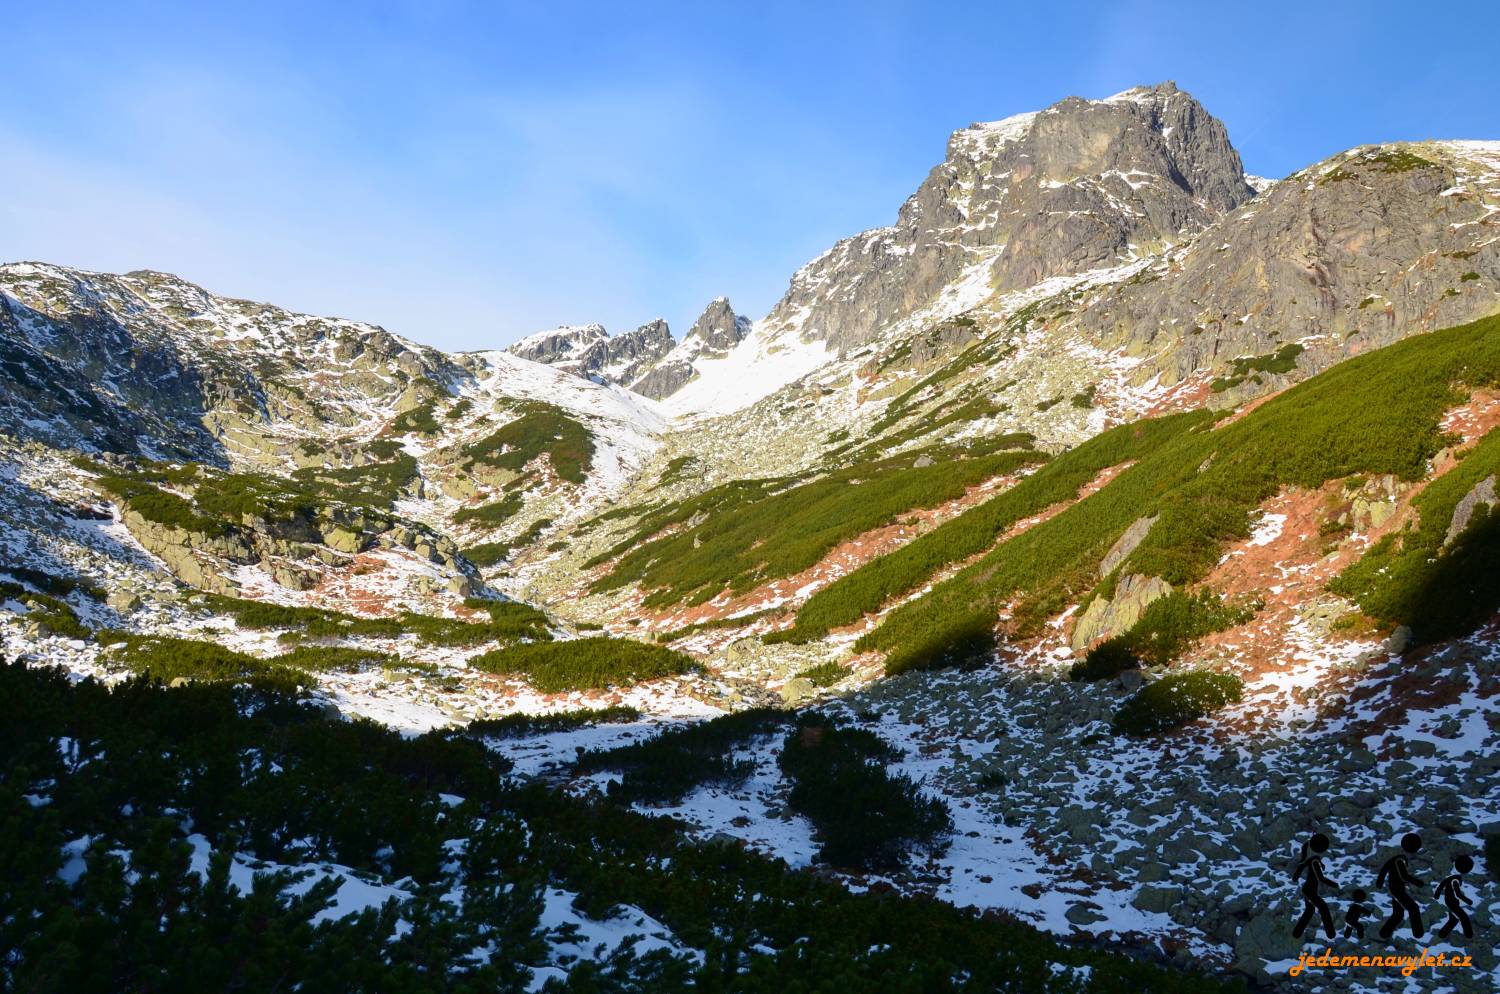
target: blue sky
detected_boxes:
[4,1,1498,352]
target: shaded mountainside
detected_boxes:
[4,80,1500,993]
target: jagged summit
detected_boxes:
[683,296,751,351]
[505,320,674,389]
[749,82,1255,358]
[630,296,752,401]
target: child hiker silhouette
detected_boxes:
[1377,832,1425,941]
[1435,854,1475,940]
[1343,888,1370,940]
[1292,832,1338,939]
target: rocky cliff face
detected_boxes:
[683,297,751,353]
[506,319,676,389]
[0,263,459,464]
[1064,141,1500,400]
[629,297,751,400]
[505,323,611,369]
[754,82,1255,354]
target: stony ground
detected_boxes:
[489,623,1497,991]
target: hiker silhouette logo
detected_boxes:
[1292,833,1338,939]
[1287,830,1483,947]
[1376,833,1425,941]
[1342,889,1369,940]
[1435,854,1475,940]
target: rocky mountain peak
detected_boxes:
[506,324,611,368]
[684,296,750,353]
[505,319,677,390]
[757,83,1256,355]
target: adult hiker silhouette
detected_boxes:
[1377,832,1426,941]
[1435,854,1476,940]
[1292,832,1338,939]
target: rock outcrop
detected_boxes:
[1071,574,1172,653]
[755,82,1255,353]
[630,297,751,400]
[1446,474,1497,544]
[506,319,676,389]
[1069,141,1500,402]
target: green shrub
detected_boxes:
[461,541,511,567]
[462,402,594,484]
[1112,671,1243,736]
[652,609,781,643]
[577,708,786,804]
[290,455,418,507]
[655,455,699,488]
[1069,636,1139,681]
[98,459,409,540]
[389,403,440,435]
[467,705,641,738]
[0,566,105,600]
[779,720,951,870]
[109,635,313,692]
[204,595,551,647]
[469,636,692,692]
[795,662,848,688]
[461,518,554,568]
[453,494,525,528]
[1,583,94,640]
[96,475,227,535]
[273,645,399,672]
[1211,343,1304,392]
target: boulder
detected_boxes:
[1445,475,1496,545]
[1232,913,1302,978]
[322,527,365,554]
[1065,902,1107,926]
[1132,884,1180,914]
[106,589,142,613]
[779,678,818,706]
[1071,574,1172,653]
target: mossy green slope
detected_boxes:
[860,313,1500,674]
[589,442,1040,610]
[776,413,1211,643]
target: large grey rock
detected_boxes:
[1232,914,1303,978]
[1098,515,1158,578]
[1070,574,1172,653]
[1446,475,1496,545]
[779,677,818,706]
